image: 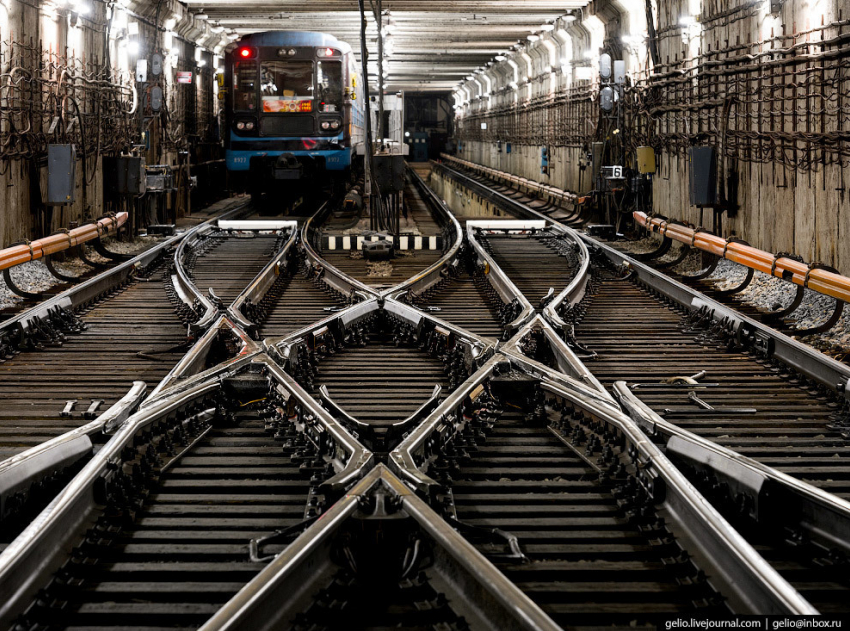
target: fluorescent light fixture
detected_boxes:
[495,55,506,61]
[540,23,555,31]
[527,34,540,42]
[195,12,208,20]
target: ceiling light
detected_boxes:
[527,34,540,42]
[541,23,555,31]
[495,55,506,61]
[195,12,208,20]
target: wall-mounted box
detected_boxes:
[47,144,76,205]
[637,146,656,174]
[688,146,717,206]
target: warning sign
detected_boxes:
[176,71,193,84]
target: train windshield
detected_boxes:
[233,60,258,112]
[316,61,342,113]
[260,61,314,113]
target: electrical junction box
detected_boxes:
[599,53,612,80]
[614,60,626,85]
[600,86,614,112]
[151,53,162,76]
[637,146,656,174]
[150,86,163,111]
[688,146,717,206]
[136,59,148,83]
[122,156,147,195]
[47,144,76,205]
[373,154,405,194]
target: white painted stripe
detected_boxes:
[400,236,408,250]
[429,236,437,250]
[371,236,378,242]
[327,237,336,250]
[357,236,363,250]
[342,236,351,250]
[414,236,422,250]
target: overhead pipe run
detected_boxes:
[634,211,850,304]
[0,213,128,272]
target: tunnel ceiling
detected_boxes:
[180,0,590,92]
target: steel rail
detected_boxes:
[146,314,262,402]
[0,199,249,338]
[390,354,504,495]
[200,464,561,631]
[539,379,818,615]
[613,381,850,557]
[225,220,300,335]
[499,314,615,405]
[0,381,147,516]
[587,237,850,398]
[432,162,592,330]
[465,220,536,334]
[0,213,128,271]
[439,154,583,206]
[300,199,379,298]
[257,354,375,493]
[0,379,220,627]
[435,159,850,399]
[383,164,464,299]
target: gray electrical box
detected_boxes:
[124,156,147,195]
[599,53,612,80]
[614,60,626,85]
[151,53,163,76]
[150,86,163,111]
[373,154,405,194]
[688,146,717,207]
[47,144,76,205]
[600,86,614,112]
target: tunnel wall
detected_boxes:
[452,0,849,274]
[0,0,227,245]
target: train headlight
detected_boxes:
[245,121,255,130]
[330,120,340,130]
[236,121,246,130]
[321,121,330,130]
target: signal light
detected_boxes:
[238,47,255,58]
[317,47,336,57]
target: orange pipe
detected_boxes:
[635,211,850,304]
[0,213,128,272]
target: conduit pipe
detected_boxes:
[0,213,128,271]
[635,211,850,303]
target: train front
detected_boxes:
[224,32,357,205]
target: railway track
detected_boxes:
[435,159,850,501]
[4,164,850,628]
[0,254,188,464]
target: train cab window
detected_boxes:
[233,60,258,111]
[316,61,342,113]
[260,61,314,113]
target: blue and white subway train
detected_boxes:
[223,31,365,202]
